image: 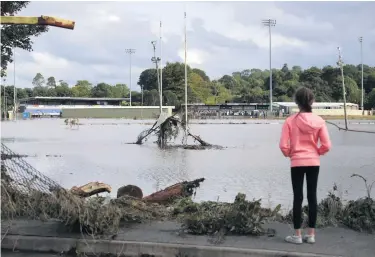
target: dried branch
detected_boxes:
[326,121,375,134]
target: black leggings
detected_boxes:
[291,166,320,229]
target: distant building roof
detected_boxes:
[19,96,130,102]
[184,103,269,106]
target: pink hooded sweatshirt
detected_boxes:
[279,113,331,167]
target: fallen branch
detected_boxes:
[325,121,375,134]
[187,131,211,146]
[351,173,375,198]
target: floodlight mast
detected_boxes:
[262,19,276,113]
[151,41,162,113]
[125,48,136,106]
[359,36,364,113]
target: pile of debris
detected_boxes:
[282,181,375,233]
[173,193,281,237]
[1,150,206,235]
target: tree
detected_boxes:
[345,77,361,104]
[143,89,160,106]
[14,61,375,108]
[46,76,56,88]
[32,73,45,87]
[364,71,375,94]
[32,86,48,97]
[218,75,236,90]
[71,80,92,97]
[206,81,232,104]
[365,88,375,109]
[111,84,130,98]
[188,72,211,103]
[281,63,289,74]
[192,68,210,82]
[331,76,360,103]
[47,87,57,97]
[24,88,33,97]
[163,90,179,106]
[162,62,191,101]
[138,69,158,92]
[55,80,71,97]
[91,83,112,97]
[130,91,142,103]
[1,1,49,77]
[16,88,29,100]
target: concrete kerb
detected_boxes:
[1,235,342,257]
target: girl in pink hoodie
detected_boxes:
[279,87,331,244]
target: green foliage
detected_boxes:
[46,76,56,88]
[365,89,375,109]
[4,61,375,109]
[174,193,281,236]
[138,68,158,91]
[282,180,375,233]
[111,84,130,98]
[342,198,375,233]
[71,80,92,97]
[1,1,49,77]
[32,73,45,87]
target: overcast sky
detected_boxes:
[4,1,375,91]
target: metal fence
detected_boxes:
[1,143,62,194]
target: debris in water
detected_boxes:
[117,185,143,199]
[135,112,216,149]
[143,178,205,204]
[70,182,112,198]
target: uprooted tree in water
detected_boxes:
[135,111,221,149]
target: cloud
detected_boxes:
[3,1,374,90]
[178,48,210,65]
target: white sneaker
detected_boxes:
[285,235,303,244]
[303,234,316,244]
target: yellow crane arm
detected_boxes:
[0,15,75,30]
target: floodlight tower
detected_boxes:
[125,48,136,106]
[359,36,364,112]
[262,19,276,113]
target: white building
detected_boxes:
[274,102,359,115]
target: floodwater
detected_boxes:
[1,118,375,210]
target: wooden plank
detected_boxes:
[0,16,75,30]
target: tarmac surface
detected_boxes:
[1,219,375,257]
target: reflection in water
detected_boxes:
[139,149,190,192]
[1,119,375,208]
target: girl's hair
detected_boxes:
[294,87,314,113]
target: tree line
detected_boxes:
[1,61,375,111]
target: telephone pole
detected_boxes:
[337,47,348,130]
[359,36,364,113]
[125,48,136,106]
[13,47,17,121]
[184,11,188,137]
[1,77,5,120]
[262,19,276,113]
[160,20,163,107]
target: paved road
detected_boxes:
[2,220,375,257]
[1,250,68,257]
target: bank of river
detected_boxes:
[1,118,375,209]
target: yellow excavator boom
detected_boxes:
[0,15,75,30]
